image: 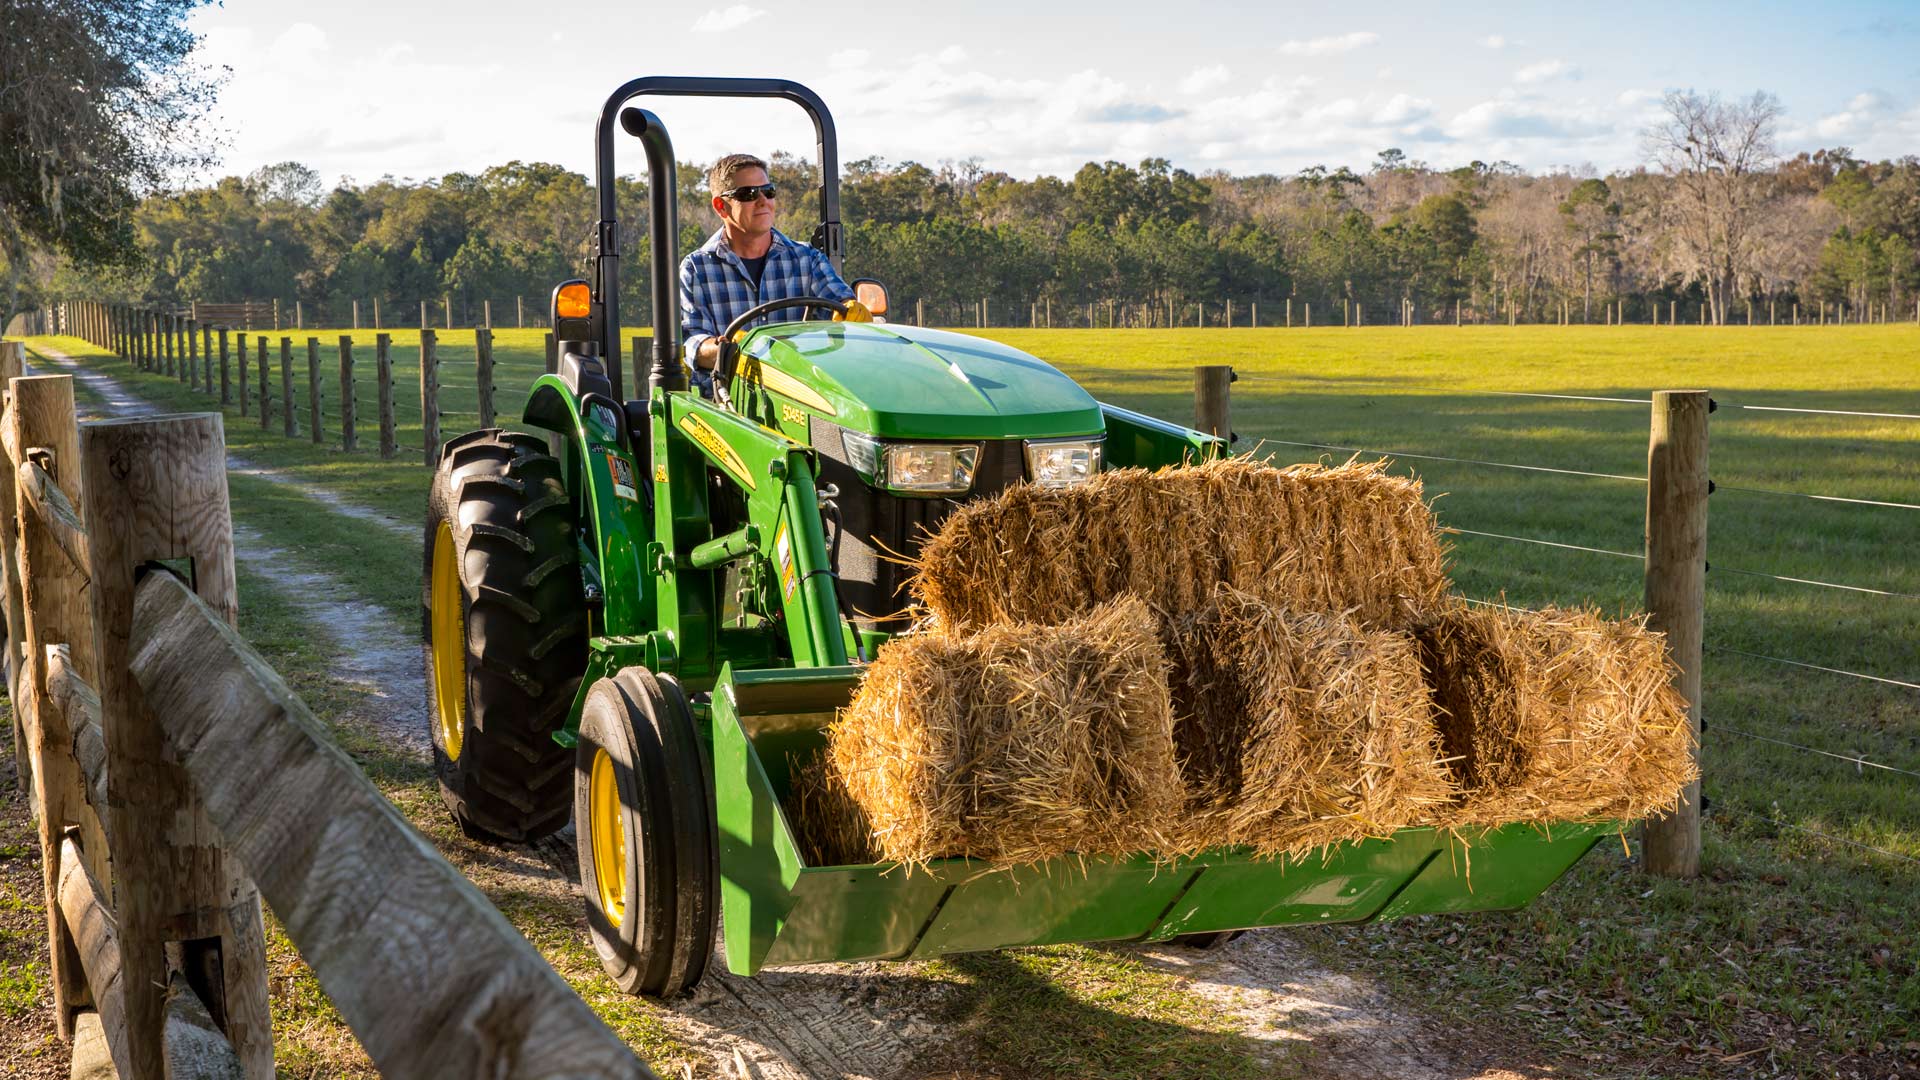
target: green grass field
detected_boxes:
[27,325,1920,1078]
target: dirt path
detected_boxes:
[20,343,1549,1080]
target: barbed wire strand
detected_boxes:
[1711,483,1920,512]
[1253,438,1647,483]
[1710,564,1920,601]
[1446,527,1645,561]
[1715,805,1920,867]
[1704,644,1920,692]
[1714,725,1920,780]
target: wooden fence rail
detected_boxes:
[0,358,656,1079]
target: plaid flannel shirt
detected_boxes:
[679,227,854,394]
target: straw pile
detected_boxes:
[1412,603,1697,826]
[785,748,879,867]
[911,457,1451,632]
[1162,585,1458,856]
[825,596,1181,866]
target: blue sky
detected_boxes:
[189,0,1920,185]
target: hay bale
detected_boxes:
[912,456,1450,632]
[1413,604,1697,825]
[785,748,880,867]
[1164,587,1458,856]
[826,595,1181,866]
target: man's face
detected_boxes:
[713,166,776,238]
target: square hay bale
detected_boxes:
[1412,604,1698,826]
[911,456,1450,632]
[1163,586,1459,857]
[825,596,1181,867]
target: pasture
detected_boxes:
[15,324,1919,1078]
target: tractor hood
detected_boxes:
[744,322,1103,440]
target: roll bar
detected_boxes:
[592,77,843,397]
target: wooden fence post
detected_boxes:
[184,319,198,386]
[1642,389,1709,879]
[443,293,453,330]
[373,298,381,330]
[517,294,524,329]
[338,336,356,452]
[295,300,303,330]
[420,328,439,464]
[272,298,281,331]
[202,324,214,394]
[476,328,495,429]
[0,344,31,804]
[257,337,271,431]
[483,299,492,330]
[1193,365,1233,443]
[7,374,114,1040]
[80,412,274,1078]
[280,338,296,438]
[376,333,396,460]
[306,338,322,444]
[236,333,249,416]
[352,299,360,330]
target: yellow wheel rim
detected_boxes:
[429,520,467,761]
[589,748,628,926]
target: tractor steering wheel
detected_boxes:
[714,296,849,392]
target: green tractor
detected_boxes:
[423,77,1614,998]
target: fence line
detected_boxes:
[1710,564,1920,601]
[1704,644,1920,692]
[1252,436,1649,483]
[1722,403,1920,421]
[0,364,655,1078]
[1712,483,1920,512]
[1446,527,1645,561]
[1712,724,1920,781]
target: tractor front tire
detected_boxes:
[423,429,585,844]
[575,668,717,998]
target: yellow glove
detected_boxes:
[834,299,873,323]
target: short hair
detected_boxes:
[709,153,768,196]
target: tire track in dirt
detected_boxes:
[25,341,1542,1080]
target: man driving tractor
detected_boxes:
[680,153,870,395]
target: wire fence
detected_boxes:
[1263,381,1920,872]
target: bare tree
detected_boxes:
[1644,90,1783,324]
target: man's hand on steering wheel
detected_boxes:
[834,299,872,322]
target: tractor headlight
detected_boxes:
[885,443,979,495]
[1024,437,1103,488]
[839,432,980,496]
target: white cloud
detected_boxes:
[1371,93,1433,125]
[1278,31,1379,56]
[829,48,870,69]
[1180,64,1230,95]
[1514,59,1579,84]
[1482,34,1508,49]
[690,5,766,33]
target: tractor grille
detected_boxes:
[809,418,1025,631]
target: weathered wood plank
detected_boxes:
[10,374,108,1038]
[59,837,249,1080]
[58,835,130,1079]
[128,572,654,1080]
[79,414,273,1080]
[45,644,106,815]
[18,458,90,584]
[0,342,30,794]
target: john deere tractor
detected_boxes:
[423,77,1614,998]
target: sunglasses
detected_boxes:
[721,182,778,203]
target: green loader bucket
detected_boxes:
[711,665,1615,976]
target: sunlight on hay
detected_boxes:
[910,456,1451,632]
[825,596,1181,867]
[1413,603,1698,826]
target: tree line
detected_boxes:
[16,87,1920,327]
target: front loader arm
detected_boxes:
[661,394,850,674]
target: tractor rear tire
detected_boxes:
[575,668,717,998]
[422,429,585,844]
